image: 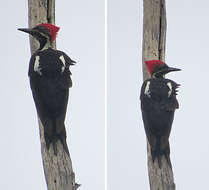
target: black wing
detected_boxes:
[28,49,73,119]
[28,49,75,153]
[140,78,179,164]
[140,78,179,137]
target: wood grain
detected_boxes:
[28,1,76,189]
[142,0,175,189]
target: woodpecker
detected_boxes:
[140,60,180,167]
[18,23,75,155]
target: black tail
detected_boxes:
[151,137,171,168]
[43,118,69,156]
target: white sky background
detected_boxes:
[1,1,209,190]
[108,0,209,190]
[0,1,104,190]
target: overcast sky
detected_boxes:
[1,1,104,190]
[1,1,209,190]
[108,0,209,190]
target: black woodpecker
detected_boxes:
[140,60,180,167]
[18,23,75,155]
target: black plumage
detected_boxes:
[29,48,75,154]
[18,24,75,155]
[140,60,180,167]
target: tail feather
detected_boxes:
[151,137,171,168]
[42,118,69,156]
[59,133,70,156]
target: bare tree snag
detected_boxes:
[28,1,77,189]
[142,0,175,189]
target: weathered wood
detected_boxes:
[28,1,76,189]
[39,119,75,190]
[142,0,175,189]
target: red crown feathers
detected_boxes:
[38,23,60,42]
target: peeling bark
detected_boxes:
[28,1,77,189]
[142,0,175,189]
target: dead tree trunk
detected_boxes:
[28,1,77,189]
[142,0,175,189]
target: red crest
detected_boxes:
[38,23,60,42]
[145,60,165,75]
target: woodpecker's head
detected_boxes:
[145,60,181,78]
[18,23,60,50]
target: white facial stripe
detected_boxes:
[59,55,66,73]
[41,40,51,50]
[144,81,151,97]
[34,56,42,75]
[36,31,51,51]
[167,82,172,97]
